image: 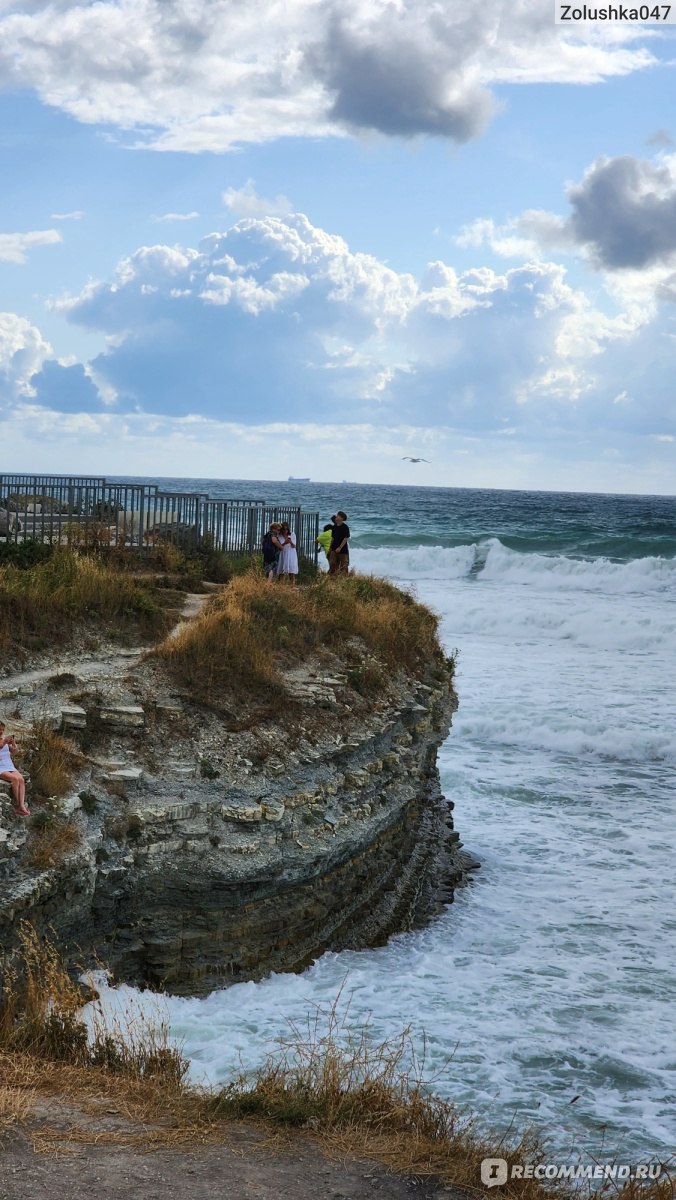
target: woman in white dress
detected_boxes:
[0,722,29,815]
[277,522,298,584]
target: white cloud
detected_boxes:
[0,311,53,404]
[152,211,200,222]
[0,0,657,152]
[470,153,676,281]
[50,211,85,221]
[19,211,668,452]
[0,228,62,263]
[222,180,292,218]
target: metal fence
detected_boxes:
[0,475,319,563]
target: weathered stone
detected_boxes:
[59,794,83,817]
[221,801,263,823]
[61,705,87,730]
[100,767,144,797]
[98,705,145,728]
[154,698,184,716]
[261,800,285,822]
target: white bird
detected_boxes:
[402,456,430,463]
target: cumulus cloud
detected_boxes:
[22,211,670,448]
[566,154,676,269]
[0,0,657,151]
[310,11,495,142]
[0,311,53,406]
[471,153,676,279]
[0,228,62,263]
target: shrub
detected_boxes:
[78,790,99,815]
[27,818,82,870]
[22,720,83,800]
[0,548,170,657]
[199,758,220,780]
[0,538,53,569]
[0,925,187,1085]
[30,810,53,832]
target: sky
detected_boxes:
[1,1,676,494]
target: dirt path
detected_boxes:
[0,593,211,695]
[0,1114,462,1200]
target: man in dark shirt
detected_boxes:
[328,511,350,575]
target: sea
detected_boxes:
[95,479,676,1163]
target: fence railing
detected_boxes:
[0,475,319,564]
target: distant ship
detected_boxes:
[288,476,310,482]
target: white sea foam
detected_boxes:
[352,540,676,594]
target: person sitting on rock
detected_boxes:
[0,721,29,816]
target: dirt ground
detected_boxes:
[0,1099,468,1200]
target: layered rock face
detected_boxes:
[0,652,474,997]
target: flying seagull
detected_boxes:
[402,456,430,463]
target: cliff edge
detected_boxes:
[0,570,476,995]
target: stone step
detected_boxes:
[98,705,145,729]
[154,698,184,717]
[61,705,87,730]
[97,766,144,797]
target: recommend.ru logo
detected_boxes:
[480,1159,664,1187]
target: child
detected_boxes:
[316,523,333,560]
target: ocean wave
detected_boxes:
[453,711,676,765]
[352,539,676,593]
[353,531,676,560]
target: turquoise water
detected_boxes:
[98,479,676,1161]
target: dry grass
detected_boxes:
[0,1054,36,1130]
[0,548,170,657]
[155,571,444,704]
[0,925,187,1090]
[26,818,82,870]
[0,932,671,1199]
[211,999,673,1200]
[21,719,83,799]
[0,1048,211,1151]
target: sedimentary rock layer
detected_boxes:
[0,663,474,996]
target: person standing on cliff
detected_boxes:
[328,511,350,575]
[0,722,29,816]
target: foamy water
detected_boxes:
[90,485,676,1162]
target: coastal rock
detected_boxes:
[221,801,263,823]
[0,646,472,998]
[98,705,145,728]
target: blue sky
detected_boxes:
[1,1,676,493]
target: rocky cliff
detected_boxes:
[0,599,476,996]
